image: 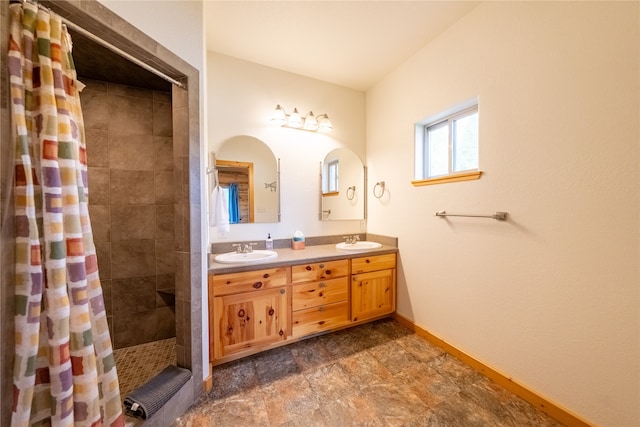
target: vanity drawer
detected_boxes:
[292,277,348,311]
[351,253,396,274]
[292,259,349,283]
[212,267,288,296]
[292,301,350,337]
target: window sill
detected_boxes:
[411,170,482,187]
[322,191,339,197]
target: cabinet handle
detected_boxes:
[305,266,312,271]
[263,273,269,278]
[325,270,332,275]
[319,282,326,288]
[279,329,284,336]
[253,282,263,289]
[365,259,370,263]
[319,263,324,268]
[280,288,286,294]
[238,309,245,317]
[318,321,325,325]
[268,308,275,316]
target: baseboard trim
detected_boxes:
[391,313,593,427]
[203,363,213,392]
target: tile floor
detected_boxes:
[172,318,564,427]
[113,337,176,426]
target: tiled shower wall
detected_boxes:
[81,78,176,349]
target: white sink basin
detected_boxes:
[335,241,382,251]
[214,250,278,264]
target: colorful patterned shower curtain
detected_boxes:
[8,3,124,426]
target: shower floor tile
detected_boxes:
[173,318,565,427]
[113,337,176,426]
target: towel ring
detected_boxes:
[373,181,385,199]
[346,186,356,200]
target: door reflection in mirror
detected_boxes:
[216,136,280,224]
[216,160,252,223]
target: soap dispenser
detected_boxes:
[265,233,273,250]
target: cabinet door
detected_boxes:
[351,268,395,322]
[212,287,289,360]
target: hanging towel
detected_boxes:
[209,186,230,236]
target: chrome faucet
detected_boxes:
[343,235,360,244]
[233,243,257,253]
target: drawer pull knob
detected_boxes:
[253,282,263,289]
[365,259,370,263]
[306,266,312,271]
[269,308,275,316]
[325,270,332,275]
[238,309,245,317]
[263,273,269,278]
[319,306,325,312]
[319,282,326,288]
[319,321,325,325]
[279,329,284,336]
[280,288,286,294]
[319,263,325,268]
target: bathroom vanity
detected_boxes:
[208,243,397,366]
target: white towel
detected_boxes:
[209,186,230,237]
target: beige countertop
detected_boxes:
[208,243,398,275]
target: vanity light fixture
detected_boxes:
[271,104,333,132]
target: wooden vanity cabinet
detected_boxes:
[351,253,396,323]
[210,267,290,363]
[291,260,350,338]
[209,251,398,365]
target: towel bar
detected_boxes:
[435,210,508,221]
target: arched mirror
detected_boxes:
[320,148,366,220]
[216,136,280,223]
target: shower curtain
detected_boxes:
[227,183,240,223]
[8,3,124,426]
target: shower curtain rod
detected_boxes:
[13,0,186,89]
[60,17,185,89]
[15,0,185,88]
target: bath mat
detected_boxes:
[123,365,192,419]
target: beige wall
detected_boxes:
[207,53,366,243]
[366,2,639,426]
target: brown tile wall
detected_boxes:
[82,78,176,349]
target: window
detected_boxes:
[325,159,339,193]
[413,102,481,186]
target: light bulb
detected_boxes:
[303,111,318,131]
[271,104,286,126]
[288,108,303,128]
[318,115,333,132]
